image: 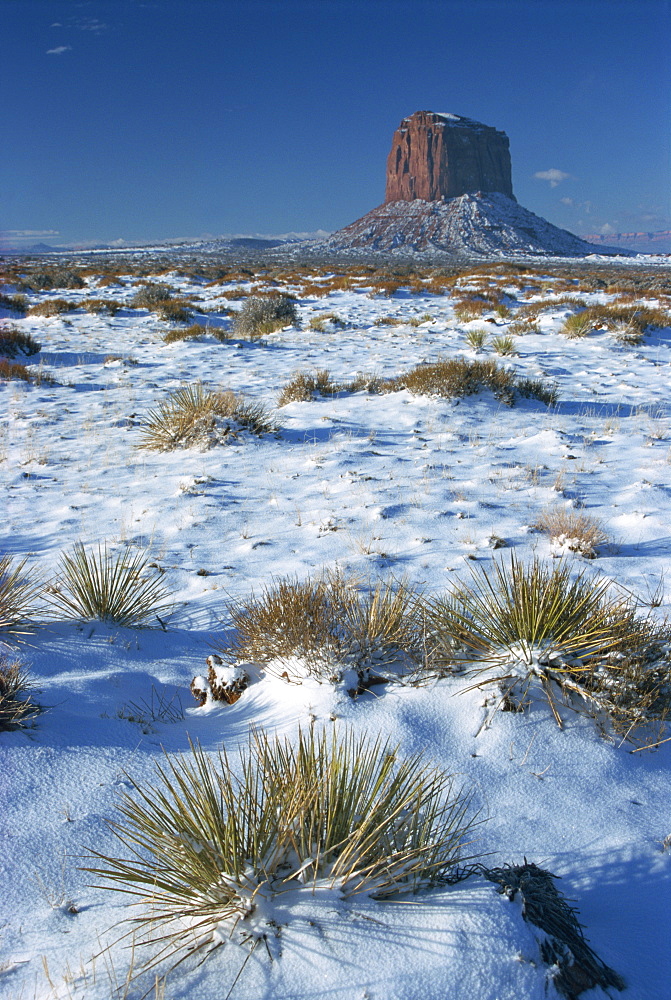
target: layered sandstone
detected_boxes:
[385,111,515,203]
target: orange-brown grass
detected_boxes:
[27,298,76,317]
[0,326,40,357]
[79,298,123,315]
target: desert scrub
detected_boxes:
[533,507,609,558]
[79,298,123,316]
[426,554,671,741]
[383,358,557,407]
[221,573,425,685]
[131,282,173,308]
[0,555,42,641]
[139,384,276,451]
[86,727,478,967]
[453,298,491,322]
[0,359,33,382]
[16,267,85,291]
[0,292,28,314]
[0,656,38,730]
[278,369,381,405]
[307,312,345,332]
[163,323,231,344]
[27,298,76,317]
[0,326,40,358]
[47,543,173,628]
[232,294,297,338]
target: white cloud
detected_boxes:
[599,223,616,235]
[559,197,574,207]
[46,45,72,55]
[6,229,60,237]
[534,168,571,188]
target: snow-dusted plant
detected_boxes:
[0,655,37,730]
[465,328,488,351]
[533,507,609,559]
[221,573,424,685]
[139,384,276,451]
[427,555,670,738]
[232,294,297,338]
[0,554,42,641]
[85,727,478,970]
[47,542,173,628]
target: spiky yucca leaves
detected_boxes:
[48,543,173,628]
[85,728,478,967]
[0,656,38,730]
[0,555,42,641]
[222,574,424,683]
[427,555,670,736]
[139,384,276,451]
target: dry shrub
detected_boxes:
[0,293,28,314]
[373,315,404,326]
[308,312,345,331]
[533,507,609,558]
[27,298,75,317]
[453,299,491,322]
[17,267,85,291]
[221,573,424,685]
[383,357,557,407]
[155,299,193,323]
[163,324,230,344]
[232,294,297,338]
[139,384,276,451]
[131,282,173,308]
[79,298,123,316]
[0,326,41,357]
[0,656,38,730]
[85,727,478,970]
[562,303,670,342]
[427,555,671,744]
[278,369,381,406]
[0,359,33,382]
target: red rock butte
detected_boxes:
[385,110,515,203]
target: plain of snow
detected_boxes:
[1,259,671,1000]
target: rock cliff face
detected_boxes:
[385,111,515,202]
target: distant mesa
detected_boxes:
[320,110,622,258]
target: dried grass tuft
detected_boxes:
[533,507,609,558]
[0,656,38,730]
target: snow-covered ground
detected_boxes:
[1,260,671,1000]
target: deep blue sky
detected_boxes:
[2,0,670,247]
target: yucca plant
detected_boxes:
[47,543,173,628]
[427,555,670,734]
[491,334,516,356]
[0,554,42,641]
[85,727,478,969]
[0,656,38,730]
[139,384,276,451]
[465,328,488,351]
